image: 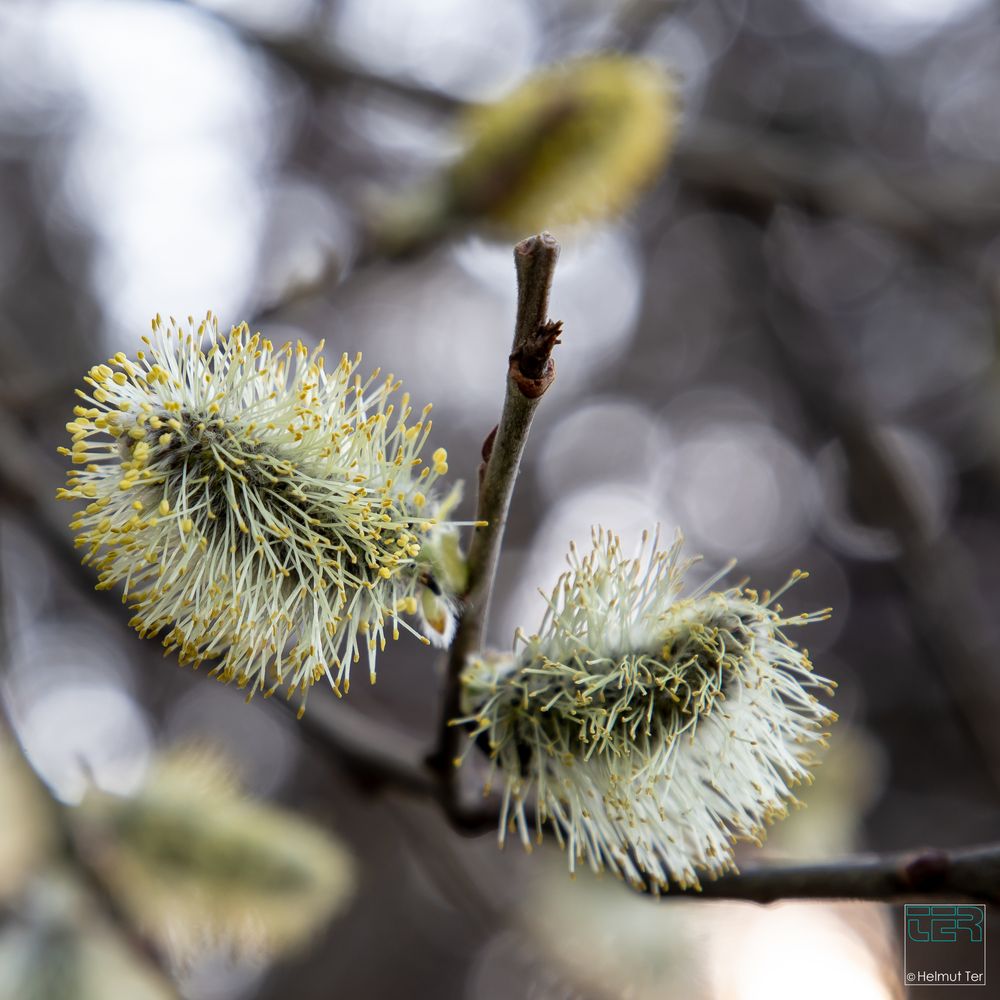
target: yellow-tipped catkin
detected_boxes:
[57,314,471,710]
[455,528,835,893]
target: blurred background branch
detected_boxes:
[0,562,179,996]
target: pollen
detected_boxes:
[57,312,470,713]
[456,527,834,893]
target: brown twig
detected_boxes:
[240,698,1000,904]
[428,233,562,819]
[665,843,1000,904]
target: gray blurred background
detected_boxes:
[1,0,999,997]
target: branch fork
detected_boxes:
[429,233,562,812]
[3,229,998,915]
